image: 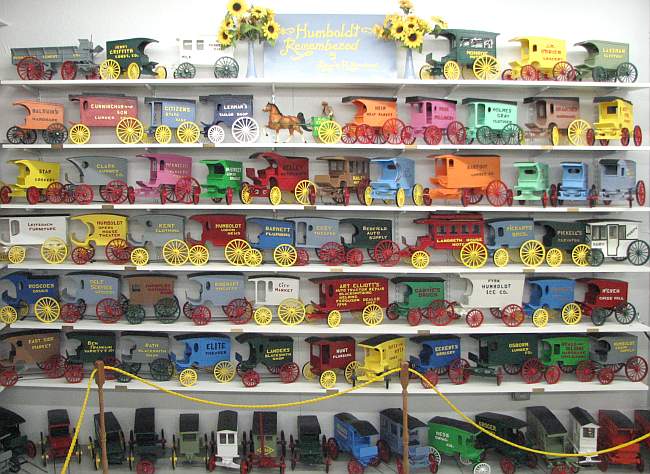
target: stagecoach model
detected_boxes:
[427,417,490,474]
[486,218,547,268]
[577,278,636,326]
[313,156,370,205]
[523,97,587,146]
[591,97,642,146]
[513,162,551,206]
[175,35,239,78]
[575,41,637,82]
[134,153,201,205]
[426,154,511,207]
[170,414,210,469]
[523,278,583,327]
[538,220,591,267]
[143,97,201,144]
[306,276,388,327]
[127,408,168,474]
[378,409,439,473]
[171,334,235,387]
[200,159,243,204]
[0,160,70,205]
[470,334,547,384]
[554,162,597,205]
[0,407,37,473]
[0,272,62,324]
[59,271,122,323]
[262,101,343,144]
[116,332,174,383]
[0,329,64,387]
[597,410,644,472]
[454,274,526,327]
[234,334,299,387]
[208,410,240,470]
[199,94,258,144]
[409,335,462,387]
[0,214,69,265]
[328,413,379,474]
[302,337,357,389]
[12,38,102,80]
[341,96,404,144]
[354,335,405,388]
[68,93,139,144]
[525,406,575,474]
[100,38,167,80]
[401,97,466,145]
[183,273,252,325]
[120,275,180,325]
[584,219,650,266]
[593,159,646,207]
[588,333,648,385]
[40,409,82,466]
[89,412,127,468]
[475,412,537,474]
[289,416,331,471]
[420,29,500,80]
[363,157,426,207]
[567,407,600,465]
[240,412,286,473]
[463,98,523,145]
[633,410,650,450]
[63,331,118,383]
[387,277,446,326]
[503,37,576,81]
[70,213,129,265]
[64,156,135,204]
[7,99,67,144]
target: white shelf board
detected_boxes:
[7,262,125,271]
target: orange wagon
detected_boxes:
[7,100,67,145]
[426,154,512,207]
[341,96,405,145]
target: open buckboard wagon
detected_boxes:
[12,39,102,80]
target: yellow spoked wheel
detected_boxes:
[213,361,235,383]
[302,363,315,381]
[273,244,297,267]
[473,55,500,80]
[294,180,316,205]
[344,361,358,384]
[277,298,306,326]
[69,124,91,144]
[493,248,509,267]
[443,61,461,80]
[411,251,429,269]
[519,240,545,268]
[361,304,383,326]
[179,368,198,387]
[244,248,263,267]
[176,122,200,143]
[189,245,209,266]
[561,303,582,325]
[130,247,150,266]
[224,239,251,266]
[546,248,563,267]
[0,306,18,325]
[567,119,592,146]
[154,65,167,79]
[162,239,190,266]
[240,184,252,204]
[412,184,424,206]
[41,238,68,264]
[532,308,549,328]
[320,370,337,389]
[550,125,560,146]
[269,186,282,205]
[253,307,272,326]
[8,246,26,264]
[317,120,342,144]
[34,297,60,323]
[154,125,172,144]
[327,310,342,328]
[99,59,120,79]
[126,62,141,80]
[571,244,590,267]
[459,242,488,269]
[395,188,406,208]
[116,118,145,144]
[419,65,434,80]
[363,186,373,206]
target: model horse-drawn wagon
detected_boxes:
[134,153,201,204]
[99,38,166,79]
[12,38,102,80]
[68,93,139,144]
[503,36,576,81]
[199,94,258,144]
[175,35,239,78]
[234,334,299,387]
[575,40,637,82]
[401,97,466,145]
[302,336,357,389]
[7,99,67,145]
[341,96,404,144]
[0,329,64,387]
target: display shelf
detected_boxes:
[6,262,125,271]
[5,319,649,336]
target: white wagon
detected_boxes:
[248,275,305,326]
[567,407,600,465]
[585,219,650,266]
[209,410,240,470]
[0,215,68,264]
[174,35,239,79]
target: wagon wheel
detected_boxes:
[404,308,421,326]
[465,309,484,328]
[269,186,282,205]
[597,367,615,385]
[44,182,64,204]
[224,239,251,266]
[411,250,429,269]
[32,296,60,323]
[500,124,524,145]
[74,184,94,205]
[521,358,544,383]
[614,302,636,324]
[316,370,336,389]
[206,125,226,145]
[399,125,416,145]
[40,355,65,378]
[476,126,494,145]
[253,307,273,326]
[99,180,129,204]
[620,127,632,146]
[177,122,201,143]
[175,177,201,204]
[105,238,131,264]
[69,123,91,144]
[96,298,122,323]
[459,242,488,269]
[178,368,198,387]
[153,297,180,323]
[150,358,174,381]
[231,117,259,143]
[472,55,499,80]
[428,300,455,326]
[71,246,93,265]
[153,125,172,144]
[316,242,346,265]
[99,59,121,80]
[381,118,405,144]
[552,61,576,81]
[190,305,211,325]
[502,364,521,375]
[372,240,400,267]
[7,246,26,264]
[213,361,235,383]
[632,125,643,146]
[294,180,316,205]
[419,64,434,80]
[411,183,425,206]
[162,239,190,266]
[443,61,461,80]
[340,361,359,385]
[125,304,145,324]
[625,356,648,382]
[499,458,515,474]
[361,304,383,326]
[519,240,545,267]
[277,298,306,326]
[317,120,342,144]
[446,121,467,145]
[244,248,262,267]
[485,180,510,207]
[341,124,357,144]
[492,248,509,267]
[575,361,595,382]
[616,62,638,83]
[125,62,141,80]
[189,244,209,266]
[448,358,470,384]
[532,308,549,327]
[544,365,561,384]
[116,118,145,144]
[627,240,650,265]
[561,303,582,325]
[570,244,590,266]
[501,304,524,327]
[273,244,298,267]
[174,62,196,79]
[41,237,68,264]
[17,57,45,80]
[567,120,592,146]
[64,363,84,384]
[61,303,82,323]
[395,188,406,207]
[633,180,647,207]
[279,362,299,383]
[214,56,239,78]
[420,369,439,389]
[0,305,18,324]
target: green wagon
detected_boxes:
[171,413,209,468]
[475,413,537,474]
[289,415,329,471]
[100,38,167,80]
[526,406,577,473]
[575,41,637,82]
[387,277,445,326]
[513,162,551,206]
[462,99,524,145]
[427,416,491,474]
[539,335,590,371]
[200,159,243,204]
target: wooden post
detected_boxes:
[94,360,109,474]
[400,361,410,474]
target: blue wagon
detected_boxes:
[362,157,425,207]
[409,335,461,386]
[60,272,122,324]
[199,94,259,144]
[144,97,200,144]
[555,162,598,206]
[378,409,439,472]
[170,334,235,386]
[328,413,379,474]
[524,278,582,328]
[183,273,252,325]
[595,159,645,207]
[0,272,60,324]
[247,217,298,266]
[485,218,546,268]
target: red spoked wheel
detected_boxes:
[621,127,630,146]
[421,369,439,388]
[175,177,201,204]
[64,363,84,383]
[348,460,363,474]
[501,304,525,327]
[465,309,484,328]
[502,364,522,375]
[485,180,510,207]
[423,126,443,145]
[396,458,404,474]
[316,242,346,265]
[71,246,94,264]
[372,240,401,267]
[544,365,561,385]
[60,61,78,80]
[41,355,66,378]
[207,456,217,472]
[636,181,646,206]
[356,124,377,144]
[552,61,577,81]
[17,57,45,80]
[62,184,76,204]
[428,300,455,326]
[461,188,483,207]
[429,455,439,474]
[490,307,502,319]
[447,121,466,145]
[586,129,596,146]
[598,367,615,385]
[225,187,234,205]
[448,358,470,385]
[327,438,339,460]
[400,125,417,145]
[500,458,515,474]
[136,459,155,474]
[625,356,648,382]
[377,440,390,463]
[521,358,544,384]
[599,139,610,146]
[407,308,422,326]
[74,184,94,204]
[191,305,211,326]
[345,248,364,267]
[242,370,260,388]
[501,69,513,80]
[224,298,253,324]
[61,303,82,323]
[0,368,19,387]
[100,180,129,204]
[575,360,595,382]
[549,184,559,207]
[96,298,123,324]
[551,465,568,474]
[105,239,132,264]
[386,303,399,321]
[341,124,357,144]
[521,65,538,81]
[633,125,642,146]
[279,362,300,383]
[46,182,65,204]
[295,248,310,266]
[0,186,11,204]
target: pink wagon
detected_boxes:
[135,153,201,204]
[401,96,467,145]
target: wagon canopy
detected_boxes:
[179,413,200,433]
[65,156,129,184]
[575,40,630,65]
[405,96,457,105]
[47,409,70,427]
[217,410,237,432]
[429,416,479,434]
[600,410,634,430]
[134,407,156,436]
[380,408,426,429]
[526,406,566,436]
[253,411,277,435]
[0,407,26,428]
[358,334,401,349]
[462,98,517,107]
[593,96,632,106]
[475,412,526,430]
[335,413,378,436]
[96,412,121,434]
[298,415,321,436]
[569,407,597,427]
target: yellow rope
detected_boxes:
[61,368,97,474]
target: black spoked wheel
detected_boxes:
[174,62,196,79]
[214,57,239,78]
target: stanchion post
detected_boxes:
[400,362,410,474]
[94,360,109,474]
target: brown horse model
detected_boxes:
[262,102,309,143]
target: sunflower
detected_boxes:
[404,15,419,32]
[372,24,385,39]
[431,16,448,29]
[250,6,265,18]
[398,0,413,11]
[227,0,248,17]
[390,19,406,40]
[218,27,234,47]
[263,19,280,41]
[384,13,397,27]
[403,30,423,49]
[265,7,274,17]
[222,17,235,30]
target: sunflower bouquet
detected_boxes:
[373,0,447,51]
[218,0,280,48]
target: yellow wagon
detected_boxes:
[591,96,643,146]
[503,37,576,81]
[0,160,60,205]
[69,213,129,264]
[354,335,405,388]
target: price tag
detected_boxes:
[51,144,63,150]
[532,387,545,393]
[230,327,244,333]
[523,268,535,273]
[62,325,74,332]
[115,385,128,392]
[203,143,215,148]
[587,327,600,333]
[329,267,344,273]
[101,204,114,210]
[325,389,339,396]
[405,144,417,149]
[567,207,579,213]
[303,205,317,211]
[417,329,430,336]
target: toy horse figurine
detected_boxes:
[262,102,308,143]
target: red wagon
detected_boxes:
[67,93,139,144]
[341,96,405,145]
[185,214,247,260]
[633,410,650,449]
[577,278,636,326]
[597,410,644,472]
[303,336,357,389]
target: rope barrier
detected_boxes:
[58,365,650,474]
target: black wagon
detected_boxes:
[289,416,330,471]
[89,411,127,468]
[128,408,167,474]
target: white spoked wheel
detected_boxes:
[207,125,225,144]
[232,117,259,143]
[473,462,491,474]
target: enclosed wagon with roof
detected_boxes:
[171,334,235,387]
[584,219,649,266]
[120,274,180,324]
[171,413,209,468]
[454,274,525,327]
[401,97,466,145]
[354,335,405,388]
[328,412,379,474]
[0,329,64,387]
[577,278,636,326]
[0,272,62,324]
[313,156,370,205]
[100,38,166,80]
[597,410,643,471]
[589,333,647,384]
[127,407,168,474]
[63,156,135,204]
[427,417,490,474]
[117,332,174,383]
[7,99,67,145]
[59,271,122,323]
[462,99,523,145]
[409,335,462,387]
[134,153,201,205]
[0,407,37,472]
[523,277,583,327]
[175,35,238,79]
[387,277,446,326]
[242,411,286,474]
[362,157,426,207]
[567,407,599,465]
[341,96,403,144]
[593,159,645,207]
[63,331,118,383]
[199,159,243,204]
[503,37,575,81]
[303,336,357,389]
[475,412,537,474]
[0,214,69,265]
[590,97,642,146]
[89,411,126,468]
[209,410,239,470]
[234,334,299,387]
[67,93,139,144]
[575,40,637,82]
[183,272,252,325]
[40,409,82,465]
[142,97,201,144]
[199,94,258,144]
[289,415,330,472]
[523,97,584,146]
[525,406,576,474]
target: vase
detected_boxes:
[246,40,257,78]
[403,48,415,79]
